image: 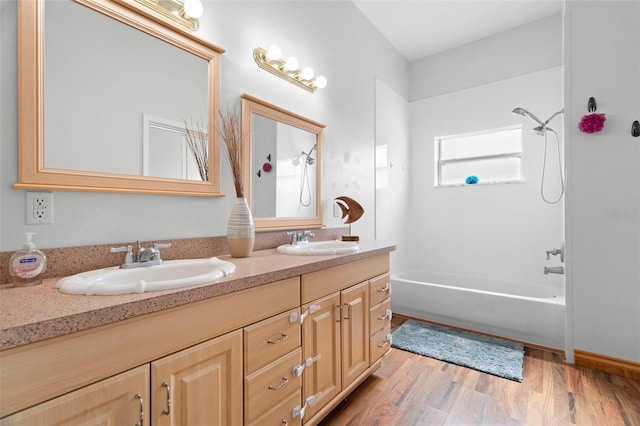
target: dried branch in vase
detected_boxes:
[219,105,244,197]
[184,119,209,181]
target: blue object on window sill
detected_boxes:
[465,175,479,185]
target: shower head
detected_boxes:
[301,143,317,166]
[512,107,544,126]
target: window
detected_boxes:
[376,145,389,190]
[435,126,523,187]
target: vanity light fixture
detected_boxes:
[253,45,327,93]
[131,0,204,31]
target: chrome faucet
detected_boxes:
[544,266,564,275]
[110,241,172,269]
[287,230,315,245]
[546,243,565,262]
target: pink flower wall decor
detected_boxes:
[578,113,606,133]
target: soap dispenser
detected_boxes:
[9,232,47,286]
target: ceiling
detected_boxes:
[352,0,564,62]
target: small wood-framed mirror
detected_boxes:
[15,0,224,196]
[241,94,324,231]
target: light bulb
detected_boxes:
[266,45,281,61]
[183,0,203,18]
[314,75,327,89]
[300,67,314,80]
[284,56,299,71]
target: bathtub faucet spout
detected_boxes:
[544,266,564,275]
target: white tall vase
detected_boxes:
[227,197,255,257]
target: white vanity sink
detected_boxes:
[56,257,236,296]
[277,240,360,256]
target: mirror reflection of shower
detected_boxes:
[512,107,565,204]
[296,143,316,207]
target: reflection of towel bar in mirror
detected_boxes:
[15,0,225,197]
[241,94,325,231]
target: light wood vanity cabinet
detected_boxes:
[369,273,393,364]
[299,254,390,425]
[0,252,393,426]
[151,330,243,426]
[1,365,150,425]
[243,308,303,426]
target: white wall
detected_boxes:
[565,1,640,362]
[0,0,408,250]
[410,14,562,101]
[374,78,410,273]
[408,67,564,287]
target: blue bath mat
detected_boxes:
[391,320,524,382]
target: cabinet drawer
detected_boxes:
[302,254,389,303]
[370,323,392,364]
[245,348,302,424]
[244,308,301,374]
[248,388,301,426]
[369,273,391,307]
[369,298,392,337]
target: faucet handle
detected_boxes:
[110,245,133,265]
[150,242,171,261]
[286,231,298,244]
[110,245,132,254]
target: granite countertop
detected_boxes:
[0,240,395,351]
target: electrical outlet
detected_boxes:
[26,192,54,224]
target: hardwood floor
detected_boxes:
[319,317,640,426]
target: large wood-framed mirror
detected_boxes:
[241,94,324,231]
[14,0,225,196]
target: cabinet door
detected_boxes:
[301,292,341,421]
[341,281,369,387]
[151,329,243,426]
[1,365,149,426]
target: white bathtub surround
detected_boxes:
[391,270,565,350]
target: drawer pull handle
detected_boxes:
[378,333,393,348]
[268,377,289,390]
[282,421,288,426]
[268,333,288,344]
[161,382,171,415]
[134,393,144,426]
[377,283,391,293]
[378,309,392,321]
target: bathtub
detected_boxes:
[391,270,565,349]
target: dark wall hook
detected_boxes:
[632,120,640,137]
[588,97,597,112]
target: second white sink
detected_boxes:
[56,257,236,296]
[277,240,360,256]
